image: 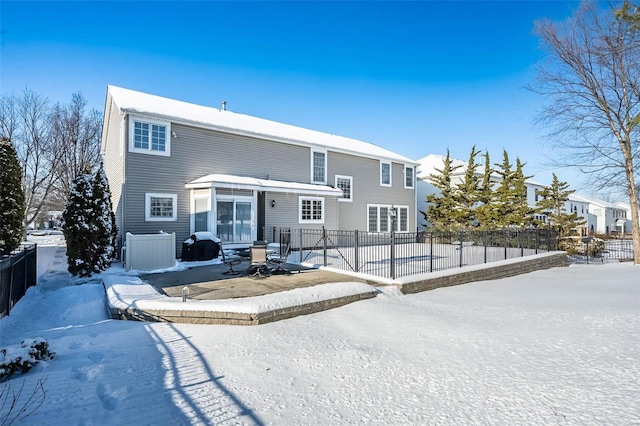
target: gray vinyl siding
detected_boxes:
[124,123,318,255]
[166,124,311,182]
[101,99,126,252]
[264,192,339,240]
[328,152,416,232]
[119,119,415,255]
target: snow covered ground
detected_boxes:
[1,235,638,425]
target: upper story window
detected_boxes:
[129,116,171,156]
[145,193,177,221]
[299,196,324,224]
[335,175,353,202]
[311,150,327,184]
[404,166,414,189]
[380,161,391,187]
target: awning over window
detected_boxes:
[185,174,344,197]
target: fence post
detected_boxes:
[390,229,396,279]
[354,230,359,272]
[484,231,488,264]
[520,230,524,257]
[322,227,328,267]
[535,230,539,254]
[503,229,507,260]
[430,232,434,273]
[459,231,464,267]
[298,228,304,263]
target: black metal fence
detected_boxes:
[569,238,635,264]
[0,244,37,318]
[272,227,558,279]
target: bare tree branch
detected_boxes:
[529,0,640,263]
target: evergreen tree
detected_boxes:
[493,150,515,227]
[537,173,585,236]
[92,165,117,266]
[0,138,25,255]
[508,158,535,227]
[454,145,481,228]
[422,150,462,231]
[475,151,497,229]
[62,164,117,276]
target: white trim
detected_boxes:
[380,161,392,187]
[335,174,353,202]
[145,193,177,222]
[311,149,327,184]
[185,174,343,197]
[404,165,414,189]
[299,196,325,224]
[129,115,171,157]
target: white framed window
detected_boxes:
[404,166,414,189]
[129,116,171,156]
[380,161,391,187]
[335,175,353,202]
[145,193,177,221]
[311,149,327,184]
[299,196,324,224]
[190,188,211,233]
[367,204,409,232]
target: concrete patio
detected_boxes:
[140,260,385,301]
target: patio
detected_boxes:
[140,260,383,301]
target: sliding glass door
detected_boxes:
[216,197,253,243]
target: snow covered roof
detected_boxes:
[416,154,467,179]
[416,153,549,188]
[186,173,344,196]
[569,194,623,209]
[106,86,417,165]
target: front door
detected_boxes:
[216,197,253,244]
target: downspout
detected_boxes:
[121,112,127,255]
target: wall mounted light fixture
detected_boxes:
[171,131,177,138]
[271,200,276,208]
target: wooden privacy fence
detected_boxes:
[272,227,559,280]
[0,244,37,318]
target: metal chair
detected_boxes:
[221,249,241,275]
[268,242,291,275]
[246,242,270,278]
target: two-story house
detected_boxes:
[101,86,418,257]
[570,194,630,235]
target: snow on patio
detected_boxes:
[0,237,638,425]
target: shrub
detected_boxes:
[0,338,55,382]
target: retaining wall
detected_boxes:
[109,290,377,325]
[394,251,568,294]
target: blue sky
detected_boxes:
[1,1,584,188]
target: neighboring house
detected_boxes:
[570,194,631,235]
[564,195,590,235]
[614,202,635,234]
[101,86,418,257]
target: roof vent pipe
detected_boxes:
[221,101,227,111]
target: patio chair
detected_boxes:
[221,249,242,275]
[246,242,270,278]
[268,242,291,275]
